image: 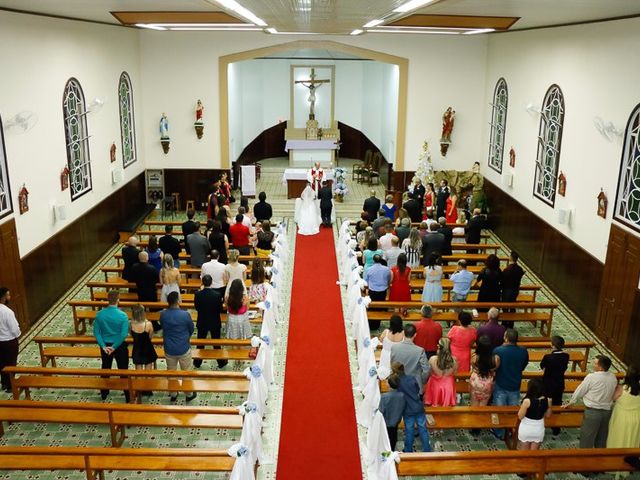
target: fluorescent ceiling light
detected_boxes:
[463,28,495,35]
[135,23,167,31]
[363,19,383,28]
[208,0,267,26]
[374,25,466,33]
[168,26,262,31]
[149,23,253,27]
[266,27,277,34]
[270,31,319,35]
[393,0,438,13]
[350,29,364,35]
[369,28,459,35]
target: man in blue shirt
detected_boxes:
[160,291,196,402]
[492,328,529,439]
[364,254,391,330]
[450,259,474,302]
[93,290,130,401]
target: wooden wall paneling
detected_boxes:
[624,291,640,367]
[0,219,29,331]
[483,179,604,328]
[21,173,146,326]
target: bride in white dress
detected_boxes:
[295,185,321,235]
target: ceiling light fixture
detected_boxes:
[266,27,278,34]
[148,23,253,28]
[269,31,320,35]
[463,28,495,35]
[393,0,438,13]
[168,26,263,31]
[369,27,460,35]
[350,29,364,35]
[363,19,383,28]
[208,0,267,26]
[135,23,168,31]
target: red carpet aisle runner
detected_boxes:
[276,228,361,479]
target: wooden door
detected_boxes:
[596,225,640,358]
[0,219,29,332]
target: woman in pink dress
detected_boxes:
[424,337,458,406]
[447,311,477,373]
[388,253,411,302]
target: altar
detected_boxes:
[285,139,339,168]
[282,168,334,199]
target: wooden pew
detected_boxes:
[6,366,249,403]
[440,253,509,264]
[100,264,255,280]
[0,446,243,478]
[415,405,584,449]
[68,299,262,335]
[380,371,624,395]
[33,336,253,367]
[368,301,558,336]
[144,220,184,227]
[408,278,541,302]
[374,341,594,371]
[396,448,640,478]
[113,252,264,266]
[0,400,242,447]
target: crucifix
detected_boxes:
[294,68,331,119]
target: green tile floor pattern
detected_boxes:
[337,220,638,480]
[0,213,295,480]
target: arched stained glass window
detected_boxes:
[488,78,508,173]
[0,116,13,219]
[118,72,137,168]
[63,78,92,200]
[533,84,565,207]
[614,103,640,231]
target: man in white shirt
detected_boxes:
[0,288,21,392]
[379,224,398,251]
[384,236,404,268]
[232,206,252,228]
[563,354,618,448]
[200,250,227,298]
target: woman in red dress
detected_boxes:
[424,182,435,220]
[219,172,232,205]
[388,253,412,302]
[445,186,458,224]
[447,310,477,372]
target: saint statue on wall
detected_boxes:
[597,189,607,218]
[110,142,116,163]
[194,100,204,139]
[558,171,567,197]
[160,113,170,154]
[440,107,455,156]
[18,184,28,214]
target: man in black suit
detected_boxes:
[193,275,226,368]
[421,223,445,266]
[121,236,140,281]
[438,217,453,256]
[317,181,333,227]
[403,197,422,223]
[131,251,159,302]
[465,208,486,245]
[253,191,273,223]
[436,179,450,219]
[181,210,198,254]
[158,225,181,267]
[362,190,381,224]
[410,178,426,207]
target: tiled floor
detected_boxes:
[4,162,635,479]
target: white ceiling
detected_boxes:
[1,0,640,33]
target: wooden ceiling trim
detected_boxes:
[111,11,246,25]
[389,14,519,30]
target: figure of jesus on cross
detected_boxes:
[295,68,330,119]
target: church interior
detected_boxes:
[1,0,640,478]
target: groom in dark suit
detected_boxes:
[318,181,334,227]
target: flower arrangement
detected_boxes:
[415,140,435,186]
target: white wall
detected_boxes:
[0,11,144,257]
[483,17,640,262]
[139,32,488,170]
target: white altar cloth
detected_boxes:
[282,168,335,184]
[284,140,339,152]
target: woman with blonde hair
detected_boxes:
[451,211,467,244]
[424,337,457,406]
[159,253,180,302]
[359,226,375,252]
[224,249,247,297]
[395,208,410,228]
[401,228,422,270]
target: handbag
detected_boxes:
[248,345,259,359]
